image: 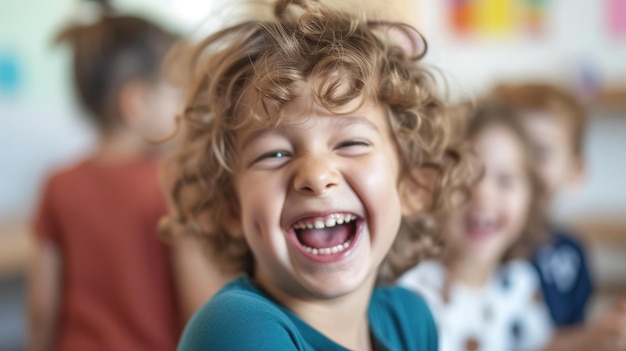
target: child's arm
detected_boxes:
[28,239,62,351]
[170,235,241,322]
[543,296,626,351]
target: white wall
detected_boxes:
[0,0,203,221]
[414,0,626,221]
[1,0,625,221]
[0,0,92,220]
[554,109,626,220]
[418,0,626,98]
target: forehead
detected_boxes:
[235,81,388,137]
[521,110,573,135]
[474,126,526,171]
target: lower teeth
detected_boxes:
[304,241,351,255]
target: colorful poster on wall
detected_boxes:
[475,0,516,36]
[449,0,548,39]
[608,0,626,39]
[522,0,548,37]
[450,0,474,36]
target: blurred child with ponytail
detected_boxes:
[28,2,235,350]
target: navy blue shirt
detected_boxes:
[179,276,438,351]
[531,227,594,326]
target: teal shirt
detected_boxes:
[179,276,438,351]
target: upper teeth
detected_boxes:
[293,214,356,230]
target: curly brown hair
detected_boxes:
[160,0,470,282]
[491,83,587,157]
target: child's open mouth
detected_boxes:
[289,213,360,262]
[465,215,500,240]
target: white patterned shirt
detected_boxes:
[398,260,553,351]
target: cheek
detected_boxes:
[236,174,284,233]
[348,153,403,245]
[542,145,572,184]
[143,96,179,133]
[543,155,562,178]
[235,177,290,266]
[504,186,532,236]
[362,155,402,213]
[349,150,396,192]
[443,207,466,243]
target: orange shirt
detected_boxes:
[34,157,180,351]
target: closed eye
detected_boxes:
[335,139,371,156]
[336,139,371,149]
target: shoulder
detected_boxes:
[373,285,433,316]
[549,227,589,253]
[371,286,438,351]
[397,260,445,293]
[179,279,303,351]
[397,260,447,313]
[33,162,90,237]
[535,227,592,272]
[502,259,539,277]
[501,260,541,288]
[41,166,73,190]
[499,260,543,302]
[41,161,92,194]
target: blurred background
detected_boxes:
[0,0,624,350]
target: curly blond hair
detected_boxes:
[160,0,470,282]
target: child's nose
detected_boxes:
[293,156,340,196]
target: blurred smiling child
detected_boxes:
[399,102,554,351]
[160,0,470,350]
[492,83,592,327]
[492,83,626,351]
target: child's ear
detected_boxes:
[399,168,436,216]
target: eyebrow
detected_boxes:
[239,115,381,151]
[239,128,281,153]
[333,115,381,133]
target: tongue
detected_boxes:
[296,223,352,249]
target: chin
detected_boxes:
[298,269,373,300]
[462,245,502,264]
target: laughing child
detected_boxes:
[399,102,554,351]
[159,0,469,350]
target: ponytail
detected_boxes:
[55,3,178,131]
